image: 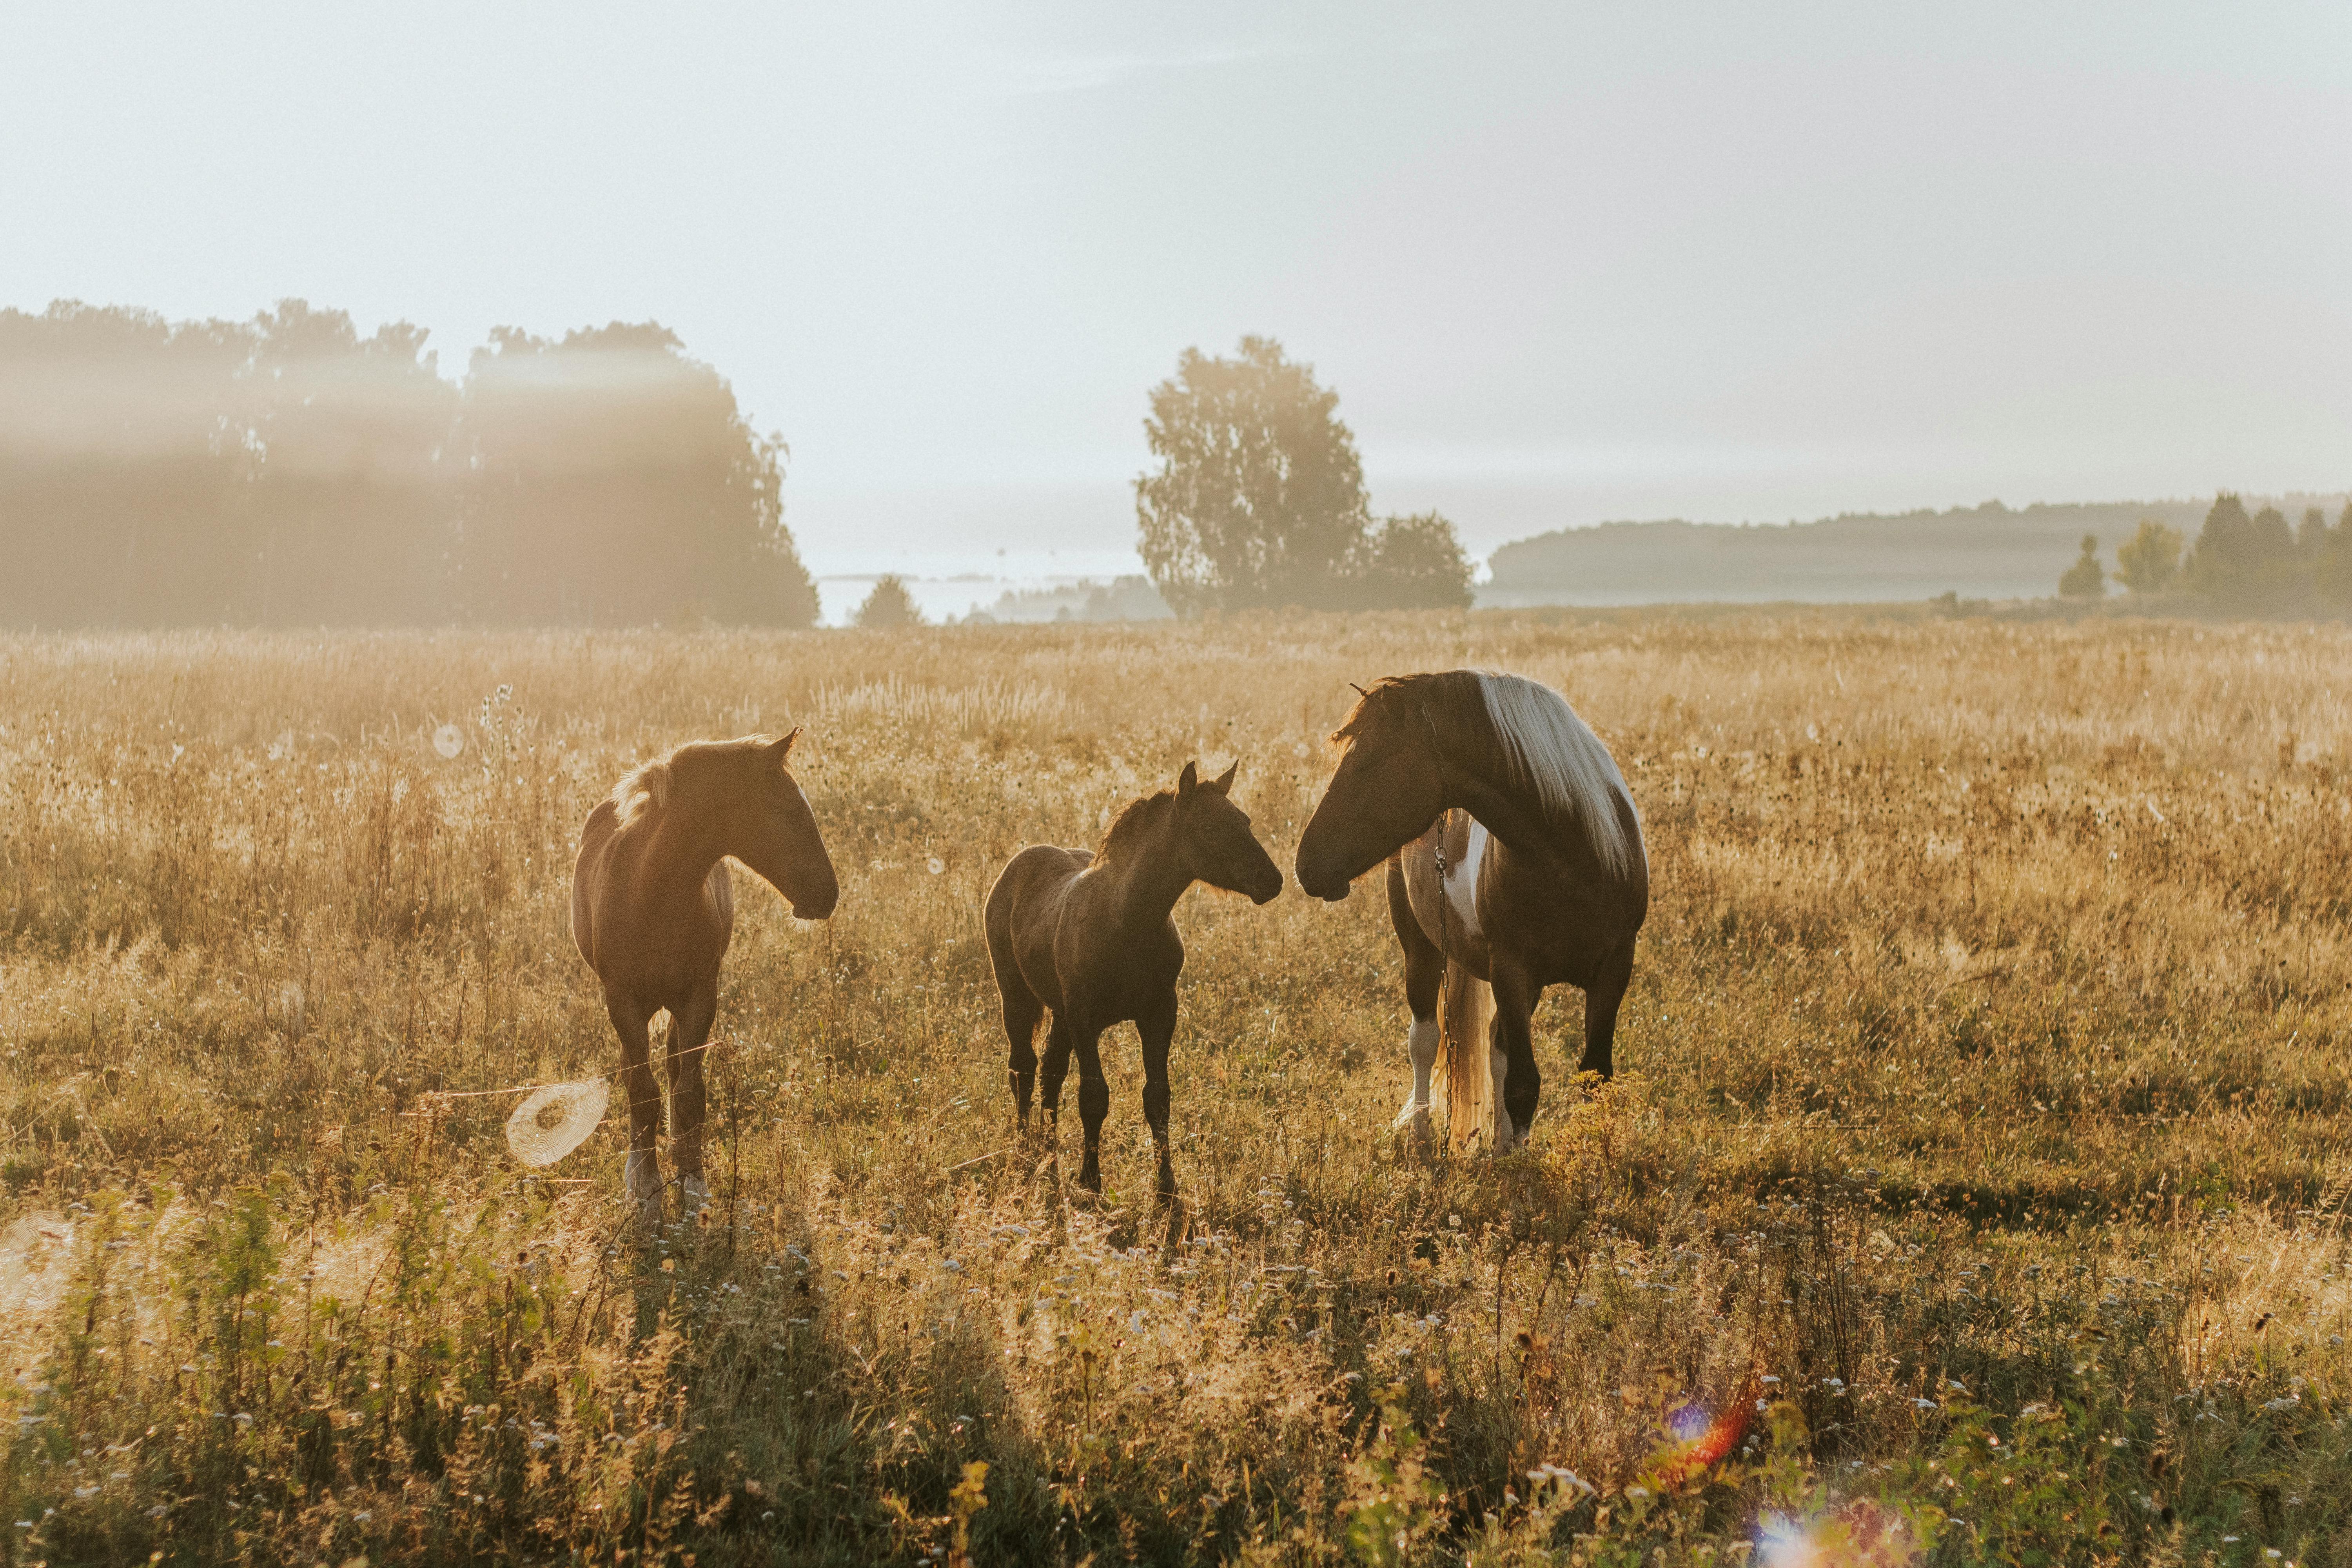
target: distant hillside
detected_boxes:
[1481,495,2352,607]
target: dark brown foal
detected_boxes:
[985,760,1283,1197]
[573,731,838,1223]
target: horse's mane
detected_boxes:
[1334,670,1637,877]
[1477,671,1637,877]
[611,735,778,829]
[1096,788,1177,865]
[613,754,676,828]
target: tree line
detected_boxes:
[0,300,818,627]
[2059,494,2352,612]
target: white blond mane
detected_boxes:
[1475,671,1638,877]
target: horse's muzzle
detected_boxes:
[791,876,841,920]
[1294,857,1351,902]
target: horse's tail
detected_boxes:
[1439,956,1495,1152]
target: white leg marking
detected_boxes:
[1394,1016,1441,1129]
[624,1149,662,1217]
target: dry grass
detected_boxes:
[5,609,2352,1565]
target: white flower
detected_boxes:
[1524,1464,1592,1495]
[927,857,946,875]
[433,724,464,759]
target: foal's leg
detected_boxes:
[1488,958,1543,1153]
[666,976,719,1213]
[1037,1010,1076,1132]
[1579,940,1635,1083]
[1137,992,1180,1201]
[1071,1020,1112,1194]
[605,991,664,1223]
[1000,981,1046,1129]
[1385,859,1443,1140]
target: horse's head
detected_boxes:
[1295,679,1446,902]
[724,729,840,919]
[1173,760,1283,906]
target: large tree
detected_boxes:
[1134,337,1373,614]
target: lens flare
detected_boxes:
[1644,1372,1761,1487]
[1753,1499,1916,1567]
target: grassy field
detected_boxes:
[5,610,2352,1566]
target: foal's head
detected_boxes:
[624,730,840,918]
[1155,759,1283,905]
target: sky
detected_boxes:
[3,2,2348,578]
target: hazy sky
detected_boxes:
[5,3,2348,573]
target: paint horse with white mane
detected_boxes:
[1295,671,1646,1151]
[573,732,839,1223]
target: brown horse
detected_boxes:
[1295,671,1646,1151]
[573,731,838,1221]
[986,760,1283,1197]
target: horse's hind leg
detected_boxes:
[1386,858,1443,1141]
[666,977,719,1213]
[605,991,664,1224]
[1489,958,1541,1153]
[994,961,1046,1128]
[1138,992,1179,1201]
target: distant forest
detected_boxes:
[1483,497,2352,608]
[0,300,818,628]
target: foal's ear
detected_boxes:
[1177,759,1200,797]
[766,727,802,764]
[1210,759,1238,795]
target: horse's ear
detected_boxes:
[1177,759,1200,797]
[766,727,801,764]
[1210,759,1238,795]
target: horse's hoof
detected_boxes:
[678,1175,711,1215]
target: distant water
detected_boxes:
[810,546,1148,626]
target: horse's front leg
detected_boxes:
[1070,1016,1112,1194]
[1386,858,1443,1146]
[666,977,719,1214]
[1579,941,1634,1083]
[1037,1010,1075,1136]
[1488,959,1542,1153]
[606,991,664,1223]
[1137,992,1180,1201]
